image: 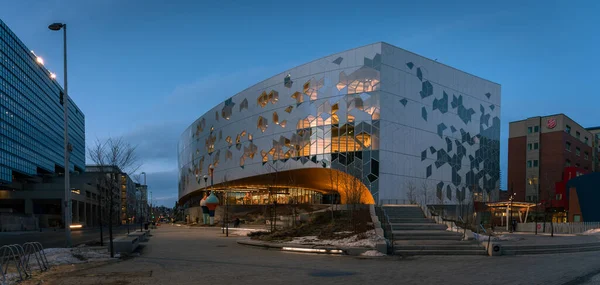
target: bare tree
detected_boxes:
[405,180,417,205]
[341,165,365,233]
[419,180,430,207]
[88,137,141,258]
[327,167,341,222]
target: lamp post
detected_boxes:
[140,172,146,231]
[509,193,516,233]
[48,22,71,248]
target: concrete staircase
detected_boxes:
[383,205,487,256]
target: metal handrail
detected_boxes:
[375,206,394,254]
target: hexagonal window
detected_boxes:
[239,98,248,112]
[303,81,310,95]
[273,112,279,125]
[241,131,246,137]
[268,90,279,104]
[258,91,268,108]
[226,136,232,146]
[291,92,303,104]
[284,73,293,88]
[285,106,293,113]
[257,116,268,132]
[280,120,287,128]
[248,133,253,141]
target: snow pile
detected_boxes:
[446,226,462,232]
[472,233,524,242]
[2,273,19,285]
[360,250,386,257]
[581,228,600,235]
[42,247,114,266]
[288,230,385,248]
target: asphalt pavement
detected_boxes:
[0,225,134,248]
[25,224,600,285]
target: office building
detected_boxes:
[0,19,85,224]
[508,114,596,222]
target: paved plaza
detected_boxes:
[20,225,600,285]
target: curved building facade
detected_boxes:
[178,42,501,206]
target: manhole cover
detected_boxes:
[308,270,356,277]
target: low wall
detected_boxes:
[0,213,39,231]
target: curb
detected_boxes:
[236,238,377,256]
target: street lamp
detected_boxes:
[48,22,72,248]
[141,172,146,231]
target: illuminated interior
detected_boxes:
[180,168,376,206]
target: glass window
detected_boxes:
[576,147,580,156]
[534,142,539,149]
[527,160,532,168]
[527,127,532,134]
[576,131,581,139]
[585,137,589,144]
[533,160,539,167]
[566,159,571,167]
[585,152,589,160]
[534,126,539,132]
[566,141,571,151]
[528,143,532,150]
[566,125,571,134]
[574,215,581,222]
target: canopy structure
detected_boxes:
[486,201,538,230]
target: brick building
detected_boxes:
[508,114,595,222]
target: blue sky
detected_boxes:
[2,0,599,206]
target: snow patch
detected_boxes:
[42,247,115,266]
[582,228,600,235]
[472,233,524,242]
[287,230,385,248]
[360,250,386,257]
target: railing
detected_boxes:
[1,242,49,284]
[379,199,414,205]
[516,222,600,234]
[374,206,394,254]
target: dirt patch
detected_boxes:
[249,209,373,242]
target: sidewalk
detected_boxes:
[493,232,600,246]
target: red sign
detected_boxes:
[547,118,557,129]
[537,224,542,229]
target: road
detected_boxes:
[23,224,600,285]
[0,225,134,248]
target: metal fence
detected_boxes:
[1,242,49,284]
[516,222,600,234]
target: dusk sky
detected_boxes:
[2,0,599,206]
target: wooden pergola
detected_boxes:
[486,201,538,230]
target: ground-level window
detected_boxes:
[573,215,581,222]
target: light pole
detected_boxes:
[141,172,146,231]
[48,22,71,248]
